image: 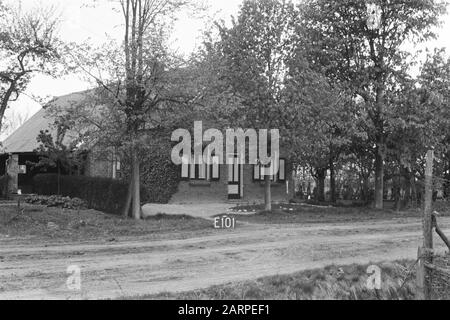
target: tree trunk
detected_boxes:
[315,168,326,202]
[394,171,402,212]
[402,167,412,209]
[330,161,336,203]
[361,176,370,203]
[0,81,17,133]
[131,145,141,220]
[0,108,6,134]
[264,174,272,211]
[122,179,133,218]
[374,147,384,209]
[57,162,61,196]
[411,176,418,208]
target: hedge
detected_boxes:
[121,138,181,204]
[0,175,8,198]
[31,136,182,214]
[138,154,180,204]
[32,174,129,215]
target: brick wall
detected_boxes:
[170,163,293,204]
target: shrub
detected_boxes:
[0,174,8,198]
[25,195,87,210]
[139,155,180,204]
[121,138,181,204]
[32,174,129,215]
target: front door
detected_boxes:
[228,155,243,200]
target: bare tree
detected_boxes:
[0,109,30,138]
[64,0,202,219]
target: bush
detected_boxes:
[32,174,129,215]
[25,195,87,210]
[139,155,180,204]
[0,174,8,198]
[121,138,181,204]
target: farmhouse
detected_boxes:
[0,90,121,195]
[0,90,294,204]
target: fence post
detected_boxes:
[416,246,426,300]
[423,150,434,250]
[421,150,434,300]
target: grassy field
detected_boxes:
[0,203,212,241]
[138,261,419,300]
[226,202,450,225]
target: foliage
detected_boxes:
[0,2,64,132]
[32,174,129,215]
[121,133,181,204]
[204,0,300,130]
[299,0,447,207]
[0,174,8,198]
[201,0,356,203]
[201,0,306,209]
[33,128,84,174]
[25,195,88,210]
[31,165,180,214]
[56,0,203,219]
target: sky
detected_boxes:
[2,0,450,139]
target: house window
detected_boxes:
[181,155,220,181]
[253,159,286,182]
[191,161,207,180]
[278,159,286,182]
[210,156,220,181]
[228,156,240,183]
[181,155,190,180]
[112,157,122,180]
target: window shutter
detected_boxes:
[254,165,260,181]
[269,163,275,181]
[260,162,274,181]
[278,159,286,181]
[211,156,220,180]
[181,155,190,179]
[198,162,206,180]
[228,157,234,182]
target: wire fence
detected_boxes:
[427,253,450,300]
[417,209,450,300]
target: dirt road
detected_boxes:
[1,217,449,300]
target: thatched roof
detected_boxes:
[1,90,89,154]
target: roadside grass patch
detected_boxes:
[0,205,212,241]
[227,202,450,224]
[138,261,419,300]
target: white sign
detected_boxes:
[366,265,382,290]
[66,265,82,291]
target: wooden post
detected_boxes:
[432,213,450,251]
[416,246,426,300]
[420,150,434,300]
[423,150,434,250]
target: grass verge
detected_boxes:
[227,202,450,224]
[0,204,212,241]
[137,261,420,300]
